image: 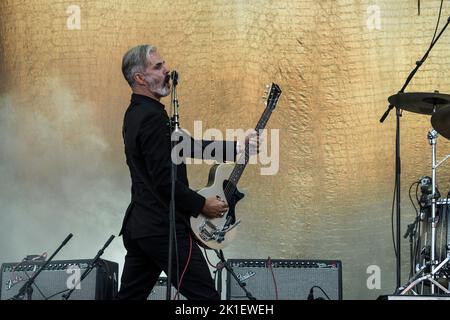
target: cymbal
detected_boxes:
[388,92,450,115]
[431,106,450,140]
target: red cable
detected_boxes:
[173,233,193,300]
[267,257,279,300]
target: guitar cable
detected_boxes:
[173,233,193,300]
[266,257,279,300]
[203,247,224,295]
[407,180,421,279]
[203,248,219,269]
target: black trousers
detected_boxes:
[117,226,220,300]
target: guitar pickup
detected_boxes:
[222,219,241,233]
[216,220,241,243]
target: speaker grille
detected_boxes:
[226,259,342,300]
[0,259,118,300]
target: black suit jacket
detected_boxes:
[120,94,236,239]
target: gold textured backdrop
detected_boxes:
[1,0,450,299]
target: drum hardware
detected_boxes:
[386,89,450,290]
[429,129,439,295]
[437,198,450,205]
[387,90,450,293]
[388,92,450,115]
[400,128,450,295]
[400,268,450,295]
[419,176,442,207]
[382,10,450,290]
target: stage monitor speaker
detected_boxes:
[0,259,118,300]
[226,259,342,300]
[148,277,187,300]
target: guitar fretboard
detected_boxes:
[226,88,280,194]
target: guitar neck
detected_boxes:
[228,106,275,187]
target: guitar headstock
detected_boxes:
[264,83,282,111]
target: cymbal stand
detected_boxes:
[429,128,438,294]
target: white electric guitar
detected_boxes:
[190,83,282,249]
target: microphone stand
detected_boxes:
[167,70,180,300]
[215,250,256,300]
[379,16,450,292]
[62,235,115,300]
[11,233,73,300]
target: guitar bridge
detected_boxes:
[198,218,241,243]
[198,219,224,243]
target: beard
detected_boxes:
[145,75,170,98]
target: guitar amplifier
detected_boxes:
[148,277,187,300]
[0,259,118,300]
[225,259,342,300]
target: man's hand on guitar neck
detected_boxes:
[201,196,229,219]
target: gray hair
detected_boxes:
[121,44,157,87]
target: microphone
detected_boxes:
[380,104,394,123]
[62,233,73,246]
[419,176,441,207]
[171,70,178,86]
[420,176,432,192]
[104,235,115,248]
